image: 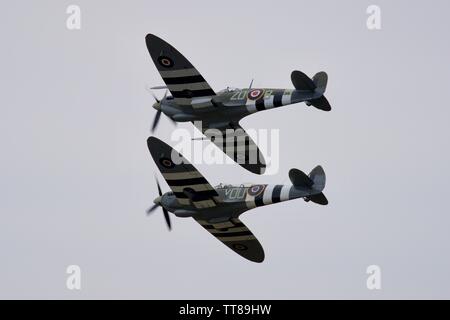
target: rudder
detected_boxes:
[309,165,326,191]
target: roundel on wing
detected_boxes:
[247,89,264,100]
[157,56,174,68]
[159,157,175,168]
[232,243,248,251]
[247,184,265,197]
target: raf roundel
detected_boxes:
[159,157,175,168]
[248,184,265,197]
[157,56,174,68]
[232,243,248,251]
[247,89,264,100]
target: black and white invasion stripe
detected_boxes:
[246,184,293,208]
[246,89,294,113]
[203,127,264,167]
[195,218,256,242]
[159,68,215,107]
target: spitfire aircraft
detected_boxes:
[145,34,332,175]
[146,136,328,263]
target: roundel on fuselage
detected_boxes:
[247,89,264,100]
[247,184,265,197]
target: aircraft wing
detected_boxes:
[193,121,266,175]
[145,34,215,108]
[147,137,220,209]
[193,217,265,263]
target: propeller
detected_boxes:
[146,87,175,133]
[151,108,162,132]
[146,176,172,230]
[150,85,168,90]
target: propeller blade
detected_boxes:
[151,93,160,103]
[162,207,172,230]
[146,203,159,215]
[155,177,162,196]
[145,86,160,103]
[147,176,172,230]
[151,85,168,90]
[151,110,162,133]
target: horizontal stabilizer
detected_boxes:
[307,96,331,111]
[289,168,314,188]
[291,71,316,91]
[307,192,328,205]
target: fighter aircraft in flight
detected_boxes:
[145,34,332,175]
[146,136,328,263]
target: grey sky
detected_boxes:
[1,0,450,299]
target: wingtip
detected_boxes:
[257,166,266,175]
[147,136,162,151]
[246,165,266,175]
[145,33,156,41]
[145,33,162,50]
[253,255,265,263]
[313,165,324,172]
[244,251,265,263]
[252,250,265,263]
[145,33,166,45]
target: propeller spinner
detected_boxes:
[146,86,177,133]
[146,177,172,230]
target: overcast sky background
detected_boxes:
[1,0,450,299]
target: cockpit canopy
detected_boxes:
[215,183,254,189]
[217,87,239,94]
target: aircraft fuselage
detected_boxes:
[159,88,321,124]
[161,183,318,220]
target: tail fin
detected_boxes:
[291,70,331,111]
[312,72,328,95]
[289,165,328,205]
[307,165,328,205]
[308,165,326,191]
